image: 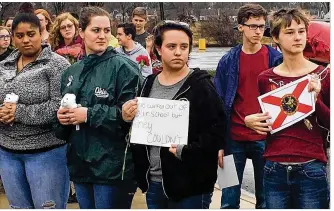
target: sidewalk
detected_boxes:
[210,185,256,209]
[0,188,256,209]
[131,186,255,209]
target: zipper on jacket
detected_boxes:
[123,77,148,180]
[121,142,130,180]
[133,78,151,187]
[17,63,32,75]
[145,146,151,192]
[159,147,169,199]
[139,78,148,97]
[140,77,179,198]
[172,86,190,100]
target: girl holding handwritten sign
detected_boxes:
[122,21,226,209]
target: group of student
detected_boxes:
[0,2,329,209]
[0,7,157,77]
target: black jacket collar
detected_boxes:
[139,68,211,99]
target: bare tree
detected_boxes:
[119,2,128,22]
[82,2,105,8]
[118,2,138,22]
[193,2,210,20]
[144,2,158,10]
[52,2,65,16]
[199,14,239,47]
[320,2,330,13]
[0,2,13,23]
[175,3,192,18]
[41,2,49,11]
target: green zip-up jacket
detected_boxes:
[56,47,142,184]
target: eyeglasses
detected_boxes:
[242,23,266,31]
[60,23,74,31]
[0,35,10,40]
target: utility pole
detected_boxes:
[159,2,165,21]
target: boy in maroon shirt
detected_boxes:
[214,4,281,209]
[246,8,329,209]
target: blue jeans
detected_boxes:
[0,145,70,209]
[74,181,137,209]
[221,140,265,209]
[146,181,212,209]
[264,160,329,209]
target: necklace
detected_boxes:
[18,55,30,73]
[20,52,39,70]
[19,49,43,71]
[20,54,33,70]
[17,55,25,73]
[19,55,33,72]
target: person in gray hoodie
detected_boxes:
[116,23,152,78]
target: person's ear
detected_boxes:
[272,36,279,45]
[79,28,84,40]
[156,46,162,56]
[238,24,243,32]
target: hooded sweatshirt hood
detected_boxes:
[117,41,143,56]
[140,68,212,99]
[116,41,152,78]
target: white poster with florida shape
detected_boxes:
[258,75,315,134]
[130,97,189,147]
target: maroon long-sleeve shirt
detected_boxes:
[230,46,268,141]
[258,66,330,163]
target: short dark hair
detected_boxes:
[12,3,41,33]
[269,8,310,40]
[117,23,136,40]
[79,6,111,31]
[4,17,14,26]
[132,7,147,19]
[237,4,268,25]
[153,21,193,61]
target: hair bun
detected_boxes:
[18,3,35,14]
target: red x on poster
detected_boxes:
[258,75,315,134]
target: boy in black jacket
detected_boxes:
[122,21,226,209]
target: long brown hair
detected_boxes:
[34,9,53,32]
[49,13,79,51]
[79,6,111,31]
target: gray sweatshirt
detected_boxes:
[116,42,152,78]
[0,44,71,151]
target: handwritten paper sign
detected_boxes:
[258,75,315,134]
[130,97,189,147]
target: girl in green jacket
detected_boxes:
[57,6,142,209]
